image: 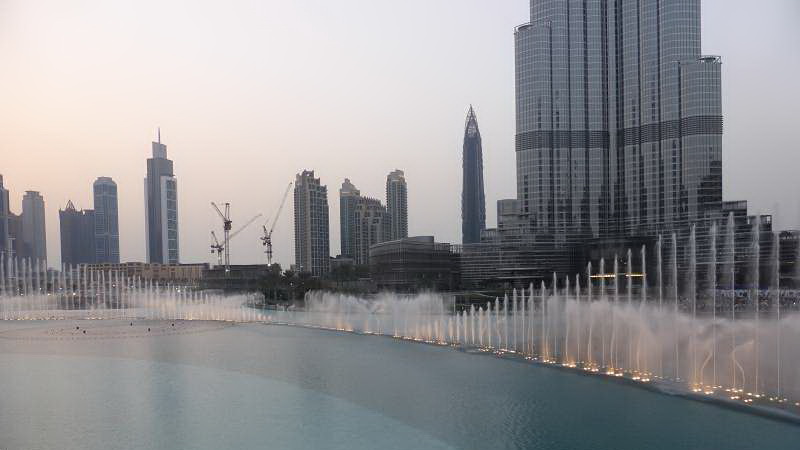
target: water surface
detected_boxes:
[0,321,797,449]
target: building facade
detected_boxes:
[353,196,390,266]
[145,130,179,264]
[462,105,486,244]
[0,175,9,258]
[514,0,722,242]
[21,190,47,262]
[339,178,360,260]
[59,200,96,265]
[458,0,726,289]
[339,178,390,266]
[7,212,22,261]
[294,170,330,276]
[93,177,120,263]
[369,236,460,292]
[83,262,207,284]
[386,170,408,240]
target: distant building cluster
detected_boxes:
[1,129,176,270]
[59,178,121,266]
[0,176,48,266]
[292,168,409,276]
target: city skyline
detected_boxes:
[1,0,798,268]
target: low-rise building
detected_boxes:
[369,236,459,292]
[81,262,207,284]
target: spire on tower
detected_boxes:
[465,105,479,138]
[157,127,161,144]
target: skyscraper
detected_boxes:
[339,178,360,259]
[93,177,120,263]
[514,0,722,240]
[386,170,408,241]
[0,175,9,258]
[340,178,391,265]
[21,191,47,262]
[59,200,96,265]
[353,196,390,266]
[462,105,486,244]
[294,170,330,276]
[145,130,179,264]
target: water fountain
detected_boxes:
[1,218,800,420]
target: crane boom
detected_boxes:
[261,181,293,266]
[211,202,227,223]
[229,213,263,241]
[268,182,293,236]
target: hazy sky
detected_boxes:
[1,0,798,268]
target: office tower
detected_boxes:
[59,200,96,265]
[462,105,486,244]
[7,213,22,260]
[21,191,47,262]
[93,177,120,263]
[353,196,390,265]
[514,0,722,240]
[339,178,360,259]
[386,170,408,240]
[0,175,9,258]
[294,170,330,276]
[144,129,179,264]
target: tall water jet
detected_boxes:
[690,224,698,388]
[672,232,680,380]
[771,231,781,399]
[753,219,761,396]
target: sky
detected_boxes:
[0,0,798,268]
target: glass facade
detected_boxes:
[145,137,180,264]
[462,106,486,244]
[515,0,722,242]
[59,200,96,265]
[0,176,9,258]
[21,191,47,263]
[93,177,120,264]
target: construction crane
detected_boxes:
[211,202,232,271]
[211,201,262,272]
[261,182,293,266]
[210,231,224,266]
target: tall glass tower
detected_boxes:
[21,191,47,262]
[145,129,179,264]
[514,0,722,241]
[462,105,486,244]
[0,175,9,259]
[93,177,120,263]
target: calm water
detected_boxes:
[0,320,798,450]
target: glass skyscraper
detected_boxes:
[145,130,179,264]
[59,200,96,265]
[0,175,9,259]
[93,177,120,263]
[21,191,47,263]
[514,0,722,242]
[462,105,486,245]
